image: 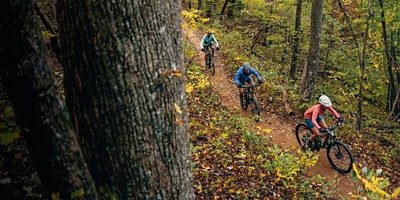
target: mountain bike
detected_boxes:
[241,82,262,122]
[204,48,215,75]
[295,121,354,173]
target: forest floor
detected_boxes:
[183,25,360,198]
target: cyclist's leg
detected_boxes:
[203,45,209,65]
[317,117,329,129]
[305,118,320,142]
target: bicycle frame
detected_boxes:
[242,82,261,104]
[318,122,341,149]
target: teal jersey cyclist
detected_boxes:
[200,29,220,67]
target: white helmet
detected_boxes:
[319,95,332,107]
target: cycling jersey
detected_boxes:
[200,34,219,49]
[304,104,340,129]
[234,66,262,86]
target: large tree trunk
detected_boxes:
[289,0,303,79]
[299,0,324,103]
[57,0,193,199]
[0,1,96,199]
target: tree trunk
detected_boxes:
[0,1,97,199]
[299,0,324,103]
[198,0,203,10]
[290,0,302,79]
[379,0,397,115]
[221,0,229,16]
[227,0,235,18]
[57,0,194,199]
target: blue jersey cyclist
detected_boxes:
[234,62,263,104]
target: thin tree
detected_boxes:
[299,0,324,103]
[379,0,398,116]
[337,0,372,130]
[290,0,303,79]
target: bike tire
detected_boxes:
[295,124,313,151]
[327,141,354,173]
[241,94,248,110]
[251,98,261,122]
[210,62,215,75]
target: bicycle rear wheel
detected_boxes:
[251,99,261,122]
[327,141,354,173]
[295,124,312,151]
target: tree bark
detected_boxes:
[379,0,397,115]
[299,0,324,103]
[0,1,96,199]
[227,0,236,18]
[57,0,194,199]
[198,0,203,10]
[221,0,229,16]
[290,0,303,79]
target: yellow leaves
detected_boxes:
[201,18,210,23]
[392,187,400,198]
[221,133,229,139]
[174,103,182,114]
[264,128,272,134]
[164,70,183,77]
[186,84,193,94]
[352,164,398,199]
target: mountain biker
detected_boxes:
[234,62,263,105]
[304,95,344,151]
[200,29,220,68]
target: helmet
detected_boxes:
[207,29,213,34]
[319,95,332,107]
[243,62,251,70]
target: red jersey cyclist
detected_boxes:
[304,95,344,150]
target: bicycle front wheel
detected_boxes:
[210,61,215,75]
[327,141,354,173]
[241,94,248,110]
[295,124,312,151]
[251,99,261,122]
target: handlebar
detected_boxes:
[241,81,263,88]
[327,120,342,132]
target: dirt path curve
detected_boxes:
[183,26,359,197]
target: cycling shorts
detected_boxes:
[305,116,323,128]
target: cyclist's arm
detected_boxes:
[327,106,340,119]
[200,35,206,49]
[311,109,321,129]
[212,35,219,48]
[234,69,242,85]
[251,69,262,81]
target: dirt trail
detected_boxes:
[183,27,359,197]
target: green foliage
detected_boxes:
[0,107,19,145]
[70,189,84,199]
[351,164,400,199]
[264,145,318,188]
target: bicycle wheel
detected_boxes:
[327,141,354,173]
[295,124,312,151]
[210,61,215,75]
[241,93,248,110]
[251,98,261,122]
